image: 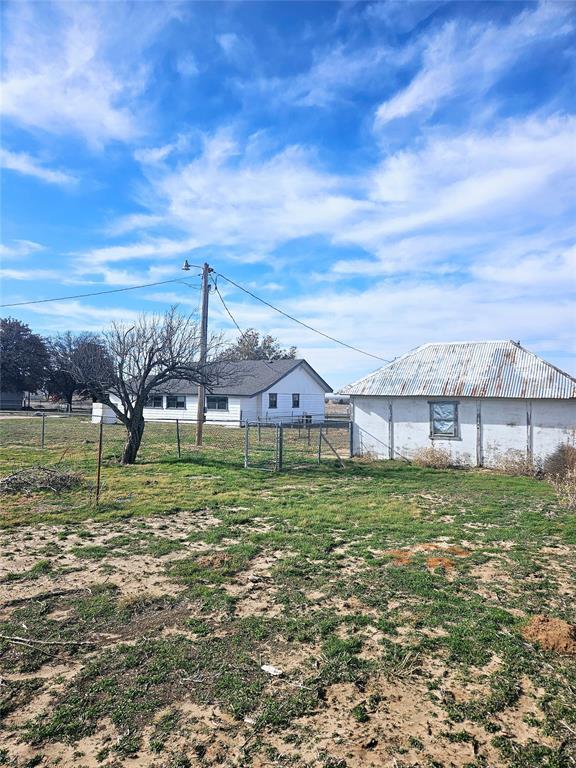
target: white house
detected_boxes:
[92,359,332,426]
[340,341,576,467]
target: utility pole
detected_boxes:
[195,262,212,446]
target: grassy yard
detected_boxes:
[0,417,575,768]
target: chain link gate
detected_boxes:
[244,420,351,471]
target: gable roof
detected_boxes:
[159,359,332,397]
[339,341,576,399]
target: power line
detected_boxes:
[0,277,201,308]
[215,271,389,363]
[212,277,282,372]
[212,279,246,338]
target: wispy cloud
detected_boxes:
[251,43,399,108]
[1,1,178,146]
[0,148,76,185]
[337,114,576,265]
[0,239,45,259]
[120,131,365,255]
[74,237,200,270]
[375,2,574,126]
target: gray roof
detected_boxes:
[159,359,332,397]
[339,341,576,399]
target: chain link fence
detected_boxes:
[0,413,351,473]
[0,413,246,464]
[244,420,351,471]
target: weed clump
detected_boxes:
[544,444,576,511]
[543,443,576,478]
[412,446,456,469]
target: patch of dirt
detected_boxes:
[226,551,284,617]
[383,542,470,569]
[0,508,221,607]
[262,676,506,768]
[197,552,231,569]
[522,614,576,655]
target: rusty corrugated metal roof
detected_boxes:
[339,341,576,399]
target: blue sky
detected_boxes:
[1,0,575,388]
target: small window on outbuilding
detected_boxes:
[207,396,228,411]
[292,393,300,409]
[430,402,459,439]
[166,395,186,409]
[146,395,163,408]
[268,393,277,409]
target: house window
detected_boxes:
[166,395,186,409]
[292,393,300,409]
[268,393,277,409]
[430,402,459,438]
[146,395,163,408]
[207,396,228,411]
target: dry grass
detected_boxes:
[0,466,83,495]
[549,467,576,511]
[493,449,536,477]
[412,445,456,469]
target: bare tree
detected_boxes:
[74,308,222,465]
[45,331,109,411]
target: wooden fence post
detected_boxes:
[41,413,46,448]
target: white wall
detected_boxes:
[351,396,576,467]
[98,393,262,426]
[259,365,327,423]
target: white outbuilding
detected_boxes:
[340,341,576,467]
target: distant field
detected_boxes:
[0,417,575,768]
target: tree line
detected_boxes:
[0,312,297,464]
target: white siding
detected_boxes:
[94,363,329,428]
[98,393,251,426]
[259,365,326,423]
[351,396,576,467]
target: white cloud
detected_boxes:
[472,243,576,290]
[0,148,76,185]
[0,268,63,281]
[375,3,574,126]
[74,237,200,268]
[0,240,45,259]
[122,133,366,255]
[336,114,576,265]
[1,2,178,146]
[25,300,141,331]
[255,43,399,108]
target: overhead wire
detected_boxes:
[211,276,279,371]
[2,262,389,364]
[0,276,201,308]
[215,271,389,363]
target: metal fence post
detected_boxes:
[244,421,250,469]
[176,419,181,458]
[276,424,283,472]
[349,420,354,458]
[41,413,46,448]
[317,424,322,463]
[95,420,104,505]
